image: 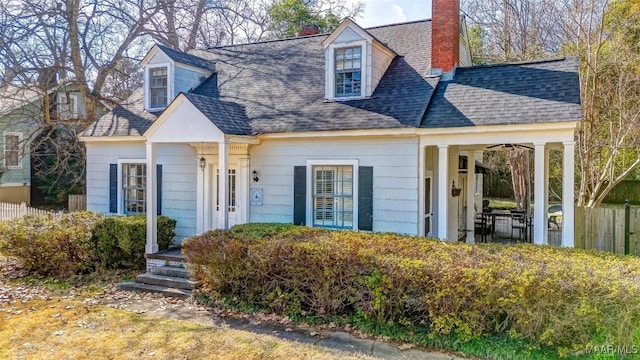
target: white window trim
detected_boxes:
[3,132,23,169]
[57,92,79,119]
[144,62,173,111]
[305,159,359,230]
[325,40,368,101]
[117,158,147,215]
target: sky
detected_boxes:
[349,0,433,28]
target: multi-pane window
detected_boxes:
[216,169,237,212]
[335,47,362,97]
[313,165,353,229]
[123,163,146,214]
[4,133,20,168]
[149,67,168,108]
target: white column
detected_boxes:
[437,145,449,240]
[218,141,229,230]
[418,145,426,236]
[533,143,546,245]
[466,151,476,244]
[562,141,575,247]
[145,142,158,254]
[543,148,550,244]
[196,156,205,234]
[203,161,211,231]
[447,146,459,241]
[238,156,250,224]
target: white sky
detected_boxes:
[349,0,433,28]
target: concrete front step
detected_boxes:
[116,281,192,299]
[136,273,201,290]
[152,265,189,278]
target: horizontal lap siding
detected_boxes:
[86,142,197,242]
[249,137,419,235]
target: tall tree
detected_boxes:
[267,0,362,39]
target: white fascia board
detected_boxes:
[140,45,160,67]
[78,136,146,143]
[321,18,373,48]
[259,128,417,140]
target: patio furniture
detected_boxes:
[475,212,493,242]
[511,210,529,242]
[548,204,562,229]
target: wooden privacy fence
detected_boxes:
[68,194,87,211]
[575,206,640,255]
[0,202,62,222]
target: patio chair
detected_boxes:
[548,204,562,229]
[511,210,528,241]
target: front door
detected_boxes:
[424,173,433,237]
[216,168,238,227]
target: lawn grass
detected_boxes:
[0,298,374,360]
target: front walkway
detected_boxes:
[100,291,466,360]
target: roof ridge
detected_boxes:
[364,19,430,30]
[458,56,572,70]
[203,19,431,51]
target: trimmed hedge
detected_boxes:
[0,212,102,277]
[183,224,640,355]
[91,215,176,269]
[0,212,177,276]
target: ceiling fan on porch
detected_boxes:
[486,143,534,151]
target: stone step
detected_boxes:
[152,265,190,279]
[116,281,191,299]
[136,273,201,290]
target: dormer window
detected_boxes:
[149,67,168,108]
[335,47,362,97]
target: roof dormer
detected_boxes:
[140,44,215,112]
[321,18,396,101]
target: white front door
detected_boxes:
[216,168,238,227]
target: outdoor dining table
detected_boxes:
[480,209,532,242]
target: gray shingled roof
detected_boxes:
[421,57,582,128]
[156,44,216,72]
[182,92,252,135]
[81,20,435,137]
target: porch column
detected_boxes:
[562,141,575,247]
[218,140,229,230]
[437,145,449,240]
[145,141,158,254]
[543,147,550,244]
[238,155,250,224]
[466,151,476,244]
[533,143,546,245]
[196,156,205,234]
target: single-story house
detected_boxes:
[79,0,581,264]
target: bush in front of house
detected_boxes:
[91,215,176,269]
[0,212,177,276]
[183,224,640,356]
[0,211,103,277]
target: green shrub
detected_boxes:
[91,215,176,269]
[0,212,102,277]
[183,223,640,355]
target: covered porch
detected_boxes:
[418,122,577,247]
[141,93,255,255]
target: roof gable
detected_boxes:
[141,44,216,72]
[144,93,226,143]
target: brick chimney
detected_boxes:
[299,24,320,37]
[431,0,460,74]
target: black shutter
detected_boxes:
[358,166,373,231]
[293,166,306,225]
[109,164,117,213]
[156,164,162,215]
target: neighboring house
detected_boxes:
[0,80,101,204]
[80,0,581,260]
